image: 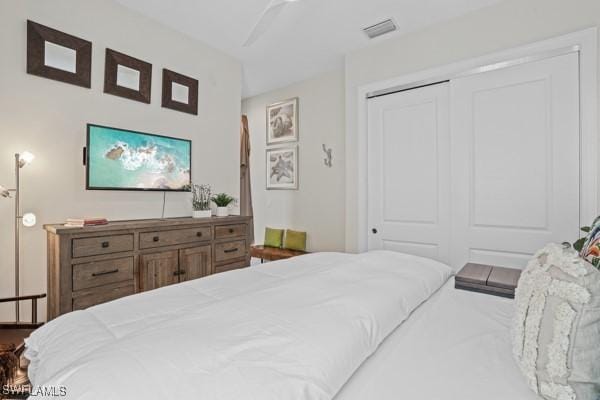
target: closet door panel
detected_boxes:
[368,83,450,263]
[450,52,580,268]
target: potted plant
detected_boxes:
[192,184,212,218]
[211,193,235,217]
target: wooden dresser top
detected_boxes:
[44,215,252,234]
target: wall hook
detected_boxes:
[322,144,332,168]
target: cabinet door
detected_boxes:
[179,245,212,281]
[140,250,179,291]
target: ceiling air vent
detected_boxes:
[363,19,397,39]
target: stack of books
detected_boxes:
[64,218,109,227]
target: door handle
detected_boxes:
[372,228,378,234]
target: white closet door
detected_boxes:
[368,83,450,263]
[450,52,580,268]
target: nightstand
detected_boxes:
[455,263,522,298]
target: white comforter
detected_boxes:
[26,251,452,400]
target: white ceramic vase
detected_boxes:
[216,207,229,217]
[193,209,212,218]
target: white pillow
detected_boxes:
[513,243,600,400]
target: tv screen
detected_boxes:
[86,124,191,191]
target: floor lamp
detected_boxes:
[1,151,36,323]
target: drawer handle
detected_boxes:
[92,269,119,277]
[224,248,239,254]
[228,228,234,233]
[196,232,203,237]
[101,241,110,248]
[153,236,160,242]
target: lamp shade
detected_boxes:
[19,151,35,167]
[22,212,36,227]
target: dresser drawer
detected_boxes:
[72,283,134,310]
[214,259,248,274]
[140,226,212,249]
[214,240,247,263]
[72,234,134,258]
[72,257,134,291]
[214,224,246,240]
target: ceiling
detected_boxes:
[115,0,501,98]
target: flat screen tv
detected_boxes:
[86,124,191,191]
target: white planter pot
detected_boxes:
[216,207,229,217]
[193,209,212,218]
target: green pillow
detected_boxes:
[284,229,307,251]
[264,227,284,248]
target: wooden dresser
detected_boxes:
[44,216,252,320]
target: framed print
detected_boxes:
[27,20,92,88]
[104,48,152,103]
[162,69,199,115]
[266,146,298,190]
[266,97,298,144]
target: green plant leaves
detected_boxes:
[211,193,235,207]
[573,237,586,252]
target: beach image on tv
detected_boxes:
[88,125,191,190]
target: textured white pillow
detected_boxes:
[513,243,600,400]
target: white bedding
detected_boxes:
[336,278,538,400]
[25,251,452,400]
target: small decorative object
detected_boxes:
[266,98,298,144]
[1,151,37,322]
[322,144,332,167]
[283,229,307,251]
[27,20,92,88]
[264,227,284,248]
[266,146,298,190]
[64,217,108,227]
[211,193,235,217]
[104,49,152,104]
[162,69,199,115]
[455,263,521,298]
[192,184,212,218]
[564,216,600,270]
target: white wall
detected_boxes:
[242,70,345,252]
[0,0,242,321]
[345,0,600,252]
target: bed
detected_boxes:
[24,251,536,400]
[336,278,537,400]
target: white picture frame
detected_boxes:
[266,97,299,145]
[266,146,298,190]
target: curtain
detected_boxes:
[240,115,254,244]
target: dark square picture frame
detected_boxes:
[27,20,92,88]
[104,48,152,104]
[161,69,198,115]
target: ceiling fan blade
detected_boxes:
[243,0,289,47]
